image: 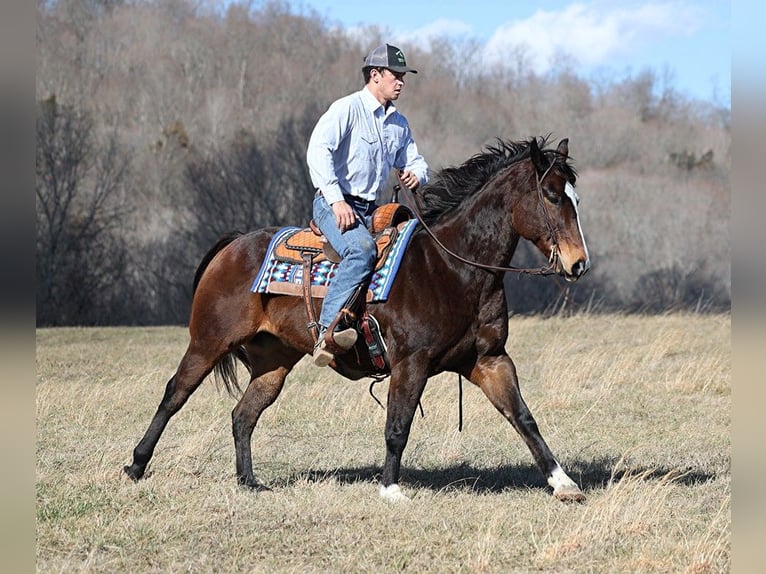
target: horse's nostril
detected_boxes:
[572,260,589,277]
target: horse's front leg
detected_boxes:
[469,354,585,502]
[379,354,429,503]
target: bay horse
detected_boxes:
[124,137,590,502]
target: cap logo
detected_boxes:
[395,50,406,64]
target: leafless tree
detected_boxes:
[36,96,132,325]
[35,0,730,323]
[131,110,318,325]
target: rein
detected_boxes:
[395,162,561,276]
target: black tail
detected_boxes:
[192,232,248,398]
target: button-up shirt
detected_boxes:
[307,87,429,205]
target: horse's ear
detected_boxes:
[557,138,569,159]
[529,137,547,175]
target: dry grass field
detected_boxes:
[36,313,730,573]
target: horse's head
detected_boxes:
[513,138,590,282]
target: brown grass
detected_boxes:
[36,313,730,573]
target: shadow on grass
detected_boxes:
[277,455,724,494]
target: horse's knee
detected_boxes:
[384,423,411,453]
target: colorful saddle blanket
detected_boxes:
[250,219,419,303]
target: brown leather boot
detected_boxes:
[312,327,358,367]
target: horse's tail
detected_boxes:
[192,232,247,398]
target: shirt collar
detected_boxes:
[361,87,397,116]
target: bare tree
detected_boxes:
[184,111,315,248]
[35,0,730,322]
[36,96,131,325]
[131,110,318,325]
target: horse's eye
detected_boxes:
[543,188,561,205]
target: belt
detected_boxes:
[345,194,373,205]
[315,190,374,205]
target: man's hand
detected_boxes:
[331,200,357,231]
[398,169,420,191]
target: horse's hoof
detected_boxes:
[554,485,586,503]
[379,483,411,503]
[123,464,144,482]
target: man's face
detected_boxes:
[371,68,406,102]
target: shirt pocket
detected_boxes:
[358,134,379,161]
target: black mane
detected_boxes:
[417,137,576,225]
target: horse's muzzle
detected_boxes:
[563,259,590,282]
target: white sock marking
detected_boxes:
[379,483,411,503]
[547,463,578,492]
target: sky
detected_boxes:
[291,0,730,106]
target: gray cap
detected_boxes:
[362,44,418,74]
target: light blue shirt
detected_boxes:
[307,87,429,205]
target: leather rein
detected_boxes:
[394,161,562,276]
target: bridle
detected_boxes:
[395,159,562,276]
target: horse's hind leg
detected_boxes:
[469,354,585,502]
[232,333,302,489]
[123,344,217,481]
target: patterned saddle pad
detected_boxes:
[250,219,419,302]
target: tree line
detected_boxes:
[35,0,731,326]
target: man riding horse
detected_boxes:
[307,43,429,367]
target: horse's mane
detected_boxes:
[417,137,576,225]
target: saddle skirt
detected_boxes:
[251,217,419,303]
[272,225,397,270]
[272,202,413,268]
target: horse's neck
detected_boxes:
[431,178,520,268]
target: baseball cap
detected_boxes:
[362,44,418,74]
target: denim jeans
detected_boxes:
[312,194,377,329]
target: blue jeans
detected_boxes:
[312,194,377,328]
